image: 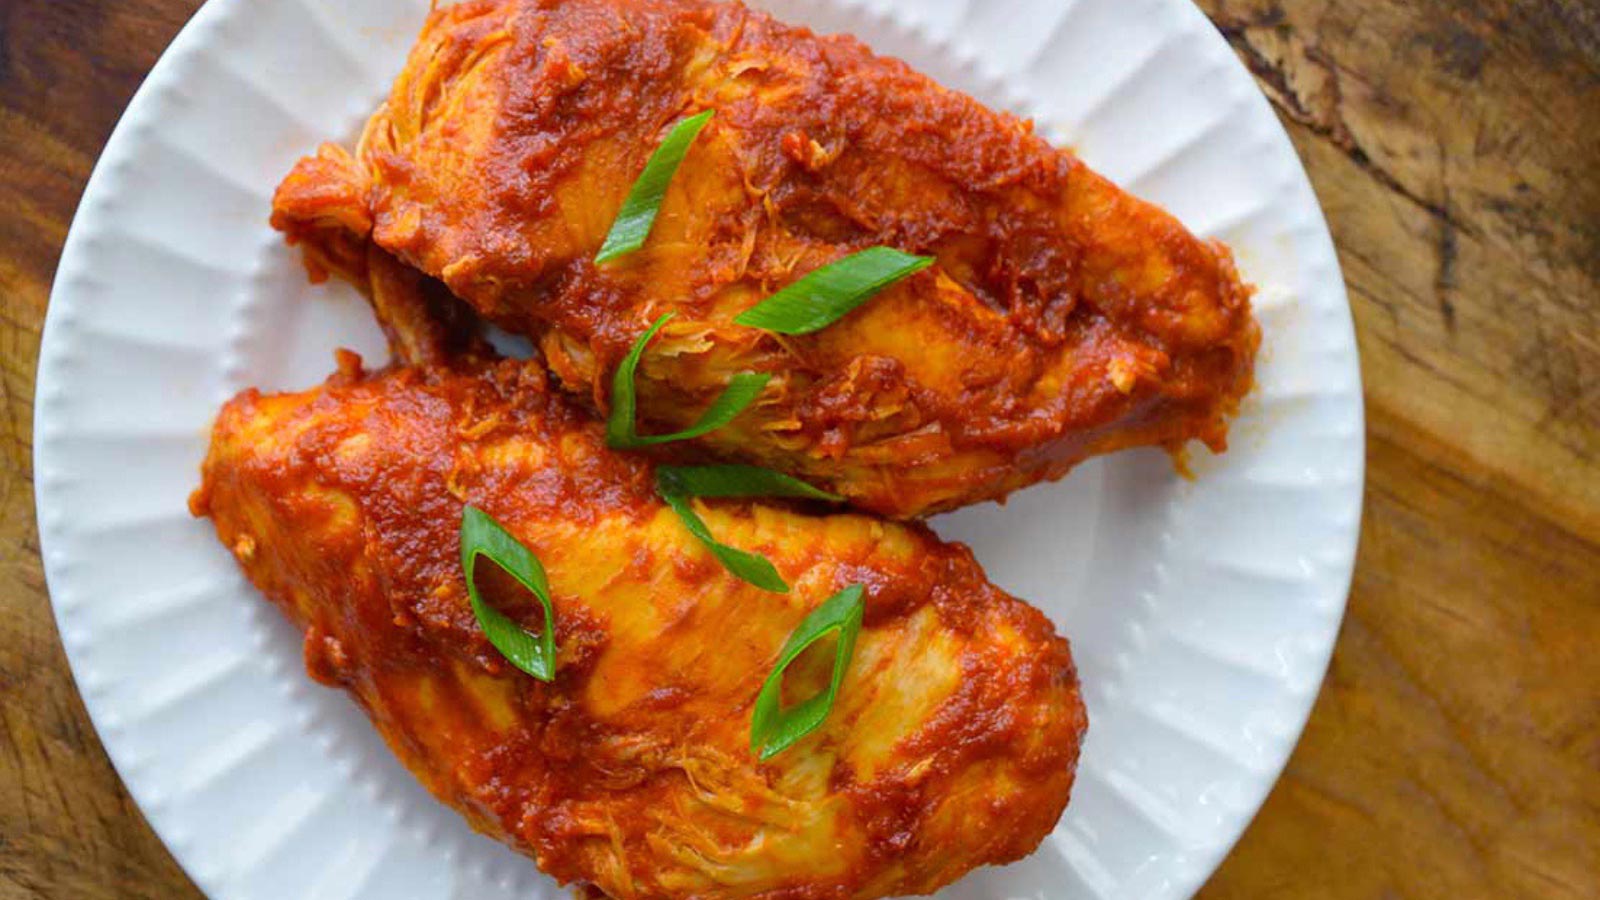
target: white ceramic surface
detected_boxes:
[33,0,1363,897]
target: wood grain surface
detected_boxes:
[1,0,1595,897]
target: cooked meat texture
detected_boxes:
[271,0,1258,519]
[190,355,1086,899]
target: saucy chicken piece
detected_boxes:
[190,325,1085,896]
[272,0,1258,519]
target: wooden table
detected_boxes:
[2,1,1595,896]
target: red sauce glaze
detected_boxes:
[192,356,1086,898]
[271,0,1260,519]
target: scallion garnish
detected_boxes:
[607,313,770,449]
[656,464,841,502]
[659,491,789,593]
[594,110,715,264]
[459,505,557,681]
[653,464,842,592]
[734,246,934,335]
[750,584,865,760]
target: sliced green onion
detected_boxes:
[459,505,556,681]
[607,312,770,449]
[656,464,842,502]
[653,463,840,592]
[660,492,789,593]
[734,247,934,335]
[595,109,715,264]
[750,585,865,760]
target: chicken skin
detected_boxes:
[190,346,1085,897]
[271,0,1259,519]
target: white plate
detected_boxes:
[34,0,1362,897]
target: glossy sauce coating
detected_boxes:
[191,356,1085,899]
[271,0,1259,519]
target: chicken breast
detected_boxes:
[190,352,1086,898]
[271,0,1259,519]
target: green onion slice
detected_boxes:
[654,463,842,592]
[595,109,715,264]
[659,491,789,593]
[459,505,557,681]
[734,247,934,335]
[750,584,866,760]
[607,312,770,449]
[655,464,841,502]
